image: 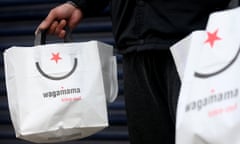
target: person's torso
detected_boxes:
[110,0,232,53]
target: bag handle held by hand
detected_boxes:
[34,27,72,46]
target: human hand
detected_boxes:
[35,3,83,38]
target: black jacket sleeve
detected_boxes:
[70,0,110,16]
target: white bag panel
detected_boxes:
[4,41,116,143]
[171,7,240,144]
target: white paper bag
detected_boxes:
[171,7,240,144]
[4,38,118,143]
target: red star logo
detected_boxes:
[51,52,62,63]
[205,29,221,48]
[210,88,215,93]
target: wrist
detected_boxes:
[66,1,79,8]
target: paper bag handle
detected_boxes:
[34,27,72,45]
[108,56,118,103]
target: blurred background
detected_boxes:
[0,0,129,144]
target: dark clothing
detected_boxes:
[123,50,180,144]
[72,0,232,53]
[70,0,234,144]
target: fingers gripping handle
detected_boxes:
[34,27,72,46]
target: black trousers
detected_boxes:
[122,50,181,144]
